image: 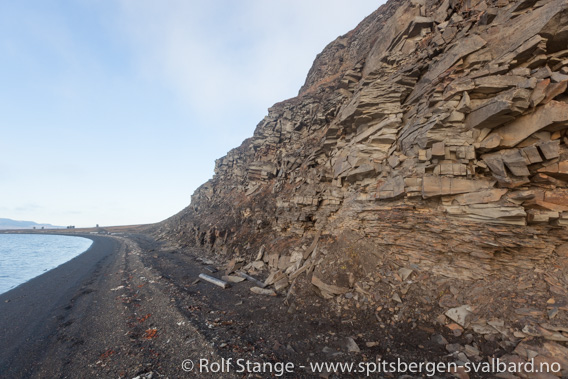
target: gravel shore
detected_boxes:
[4,232,561,379]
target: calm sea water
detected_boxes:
[0,234,93,295]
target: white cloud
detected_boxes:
[0,1,385,227]
[116,0,383,134]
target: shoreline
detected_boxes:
[0,233,225,379]
[0,233,95,296]
[0,235,120,377]
[1,231,565,378]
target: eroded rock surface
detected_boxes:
[155,0,568,375]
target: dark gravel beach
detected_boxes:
[3,232,561,379]
[0,236,120,377]
[0,234,241,378]
[0,233,480,378]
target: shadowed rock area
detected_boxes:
[152,0,568,376]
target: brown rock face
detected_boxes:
[157,0,568,357]
[161,0,568,245]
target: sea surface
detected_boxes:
[0,234,93,295]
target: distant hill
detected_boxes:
[0,218,64,230]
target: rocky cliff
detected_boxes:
[157,0,568,372]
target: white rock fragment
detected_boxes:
[445,305,472,327]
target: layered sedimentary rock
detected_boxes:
[157,0,568,370]
[162,0,568,256]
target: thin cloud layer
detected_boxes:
[1,1,383,227]
[116,0,382,134]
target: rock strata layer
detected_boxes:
[157,0,568,374]
[161,0,568,266]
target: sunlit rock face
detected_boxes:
[156,0,568,334]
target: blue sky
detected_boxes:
[0,1,383,227]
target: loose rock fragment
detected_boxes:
[198,274,229,289]
[250,287,277,296]
[445,305,473,327]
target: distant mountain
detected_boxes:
[0,218,64,230]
